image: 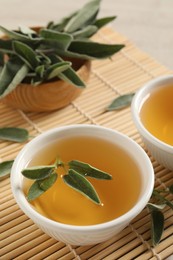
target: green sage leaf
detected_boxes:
[63,169,101,204]
[64,0,101,33]
[107,93,135,111]
[27,181,45,201]
[68,40,125,59]
[0,56,29,98]
[0,26,31,41]
[46,61,71,80]
[22,166,55,180]
[38,173,57,191]
[68,160,112,180]
[0,160,14,180]
[13,41,39,69]
[49,55,85,88]
[94,16,117,29]
[150,209,164,246]
[0,127,29,142]
[40,29,72,50]
[72,25,98,39]
[48,11,78,31]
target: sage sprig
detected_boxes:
[0,0,125,98]
[22,159,112,205]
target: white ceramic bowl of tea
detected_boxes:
[11,125,154,245]
[132,75,173,170]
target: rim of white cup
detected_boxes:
[131,75,173,154]
[11,124,154,233]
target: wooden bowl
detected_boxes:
[1,59,91,112]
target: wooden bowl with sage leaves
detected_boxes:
[0,0,124,112]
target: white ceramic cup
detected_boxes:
[131,75,173,170]
[11,124,154,245]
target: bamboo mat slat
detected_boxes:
[1,27,173,260]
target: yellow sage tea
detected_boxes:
[140,84,173,146]
[24,136,141,226]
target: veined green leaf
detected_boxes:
[0,127,29,142]
[150,209,164,246]
[94,16,117,29]
[0,26,32,41]
[0,56,29,98]
[68,160,112,180]
[107,93,135,111]
[0,160,14,180]
[46,61,71,80]
[72,25,98,39]
[22,166,55,180]
[40,29,73,50]
[13,41,39,69]
[64,0,101,33]
[48,11,78,31]
[49,55,85,88]
[0,39,13,54]
[38,173,57,191]
[27,181,45,201]
[58,68,85,88]
[63,169,101,205]
[68,40,125,59]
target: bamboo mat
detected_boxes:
[1,27,173,260]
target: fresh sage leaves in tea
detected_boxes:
[22,159,112,205]
[0,127,29,142]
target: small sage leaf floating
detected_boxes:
[22,165,55,180]
[0,160,14,180]
[148,205,164,247]
[0,127,29,142]
[63,169,101,205]
[68,160,112,180]
[38,173,58,191]
[107,93,135,111]
[27,181,45,201]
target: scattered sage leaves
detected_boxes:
[107,93,135,111]
[0,127,29,142]
[0,160,14,180]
